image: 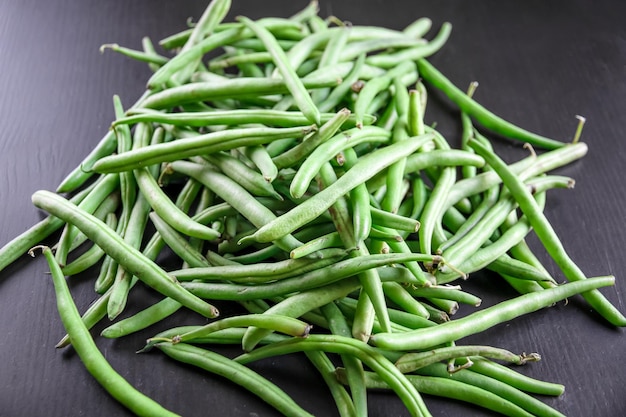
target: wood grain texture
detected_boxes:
[1,0,625,416]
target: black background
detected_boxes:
[1,1,626,416]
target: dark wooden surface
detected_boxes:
[1,1,625,416]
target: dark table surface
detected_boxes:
[1,1,625,416]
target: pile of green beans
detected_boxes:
[2,1,624,416]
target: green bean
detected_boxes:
[289,0,320,23]
[100,43,169,66]
[92,125,313,173]
[135,167,220,240]
[382,281,430,318]
[405,284,482,307]
[107,192,157,320]
[338,295,415,336]
[0,181,101,273]
[181,0,231,52]
[230,38,299,52]
[32,246,180,417]
[171,248,346,283]
[488,254,554,284]
[304,351,358,417]
[402,17,433,37]
[426,297,459,315]
[366,149,485,192]
[101,296,182,339]
[113,95,138,228]
[395,345,540,374]
[417,59,565,150]
[380,81,411,215]
[440,190,520,270]
[371,276,615,350]
[414,362,565,417]
[468,138,626,326]
[463,356,565,396]
[341,36,427,63]
[141,36,163,73]
[209,50,273,70]
[441,175,572,274]
[290,231,345,259]
[335,368,535,417]
[235,334,432,417]
[117,108,368,129]
[152,342,314,417]
[169,160,303,252]
[155,314,311,346]
[203,153,282,199]
[444,142,586,209]
[183,252,441,301]
[240,144,279,183]
[318,301,365,417]
[149,326,286,348]
[147,72,341,109]
[369,226,404,242]
[94,253,118,294]
[57,226,168,348]
[149,212,211,268]
[366,22,452,68]
[418,134,455,255]
[241,133,434,244]
[55,131,117,193]
[340,148,371,243]
[32,190,219,318]
[437,208,552,285]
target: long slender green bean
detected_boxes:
[371,276,615,350]
[32,190,219,318]
[33,246,180,417]
[152,342,314,417]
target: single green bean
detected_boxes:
[240,144,279,183]
[33,246,180,417]
[153,342,314,417]
[463,356,565,396]
[117,108,370,129]
[32,190,219,318]
[417,59,565,150]
[92,125,313,173]
[395,345,540,374]
[371,276,615,350]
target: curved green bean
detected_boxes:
[32,190,219,318]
